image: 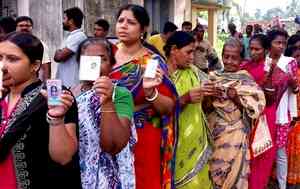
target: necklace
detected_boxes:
[117,44,145,64]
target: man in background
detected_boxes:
[54,7,87,88]
[94,19,110,38]
[16,16,51,81]
[148,21,178,58]
[193,24,221,73]
[182,21,192,33]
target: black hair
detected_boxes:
[266,29,289,47]
[116,4,150,30]
[246,24,253,30]
[0,16,16,34]
[2,32,43,64]
[77,37,116,65]
[285,34,300,56]
[163,21,178,34]
[182,21,192,28]
[64,7,84,28]
[250,34,269,49]
[16,16,33,26]
[95,19,110,32]
[163,31,195,57]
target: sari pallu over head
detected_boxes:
[110,51,179,189]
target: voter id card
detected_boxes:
[144,59,159,78]
[79,56,101,81]
[47,79,62,106]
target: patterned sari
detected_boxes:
[287,68,300,185]
[110,49,179,189]
[207,70,265,189]
[77,89,136,189]
[170,65,212,189]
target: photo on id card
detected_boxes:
[47,80,62,106]
[79,56,101,81]
[144,59,159,78]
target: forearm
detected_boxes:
[149,92,175,115]
[49,123,77,165]
[100,102,131,155]
[179,92,190,109]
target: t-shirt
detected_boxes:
[56,29,87,88]
[243,36,251,60]
[148,34,166,58]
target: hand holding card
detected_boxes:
[144,59,159,78]
[79,56,101,81]
[47,80,62,106]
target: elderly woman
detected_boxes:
[206,38,266,189]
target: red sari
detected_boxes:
[110,50,178,189]
[241,60,277,189]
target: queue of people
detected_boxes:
[0,3,300,189]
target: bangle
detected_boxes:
[145,88,159,102]
[293,86,299,93]
[47,113,64,126]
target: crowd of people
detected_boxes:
[0,3,300,189]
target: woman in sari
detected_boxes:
[285,34,300,189]
[164,31,212,189]
[0,32,81,188]
[73,38,135,189]
[263,29,298,189]
[111,4,178,189]
[241,34,277,189]
[206,38,266,189]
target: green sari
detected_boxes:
[171,65,213,189]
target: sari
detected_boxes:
[170,65,212,189]
[207,70,266,189]
[287,68,300,185]
[77,89,136,189]
[110,49,179,189]
[241,60,278,189]
[0,81,81,189]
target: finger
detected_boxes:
[60,98,73,109]
[40,89,48,98]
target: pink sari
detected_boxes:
[242,56,298,189]
[241,60,277,189]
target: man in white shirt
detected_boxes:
[16,16,51,81]
[54,7,87,88]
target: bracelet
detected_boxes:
[145,88,159,102]
[293,86,299,93]
[46,113,64,126]
[100,109,116,113]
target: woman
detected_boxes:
[164,31,213,189]
[74,38,136,189]
[264,29,298,189]
[241,34,277,189]
[0,32,81,188]
[111,4,178,189]
[285,34,300,189]
[207,38,266,189]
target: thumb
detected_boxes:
[40,89,48,99]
